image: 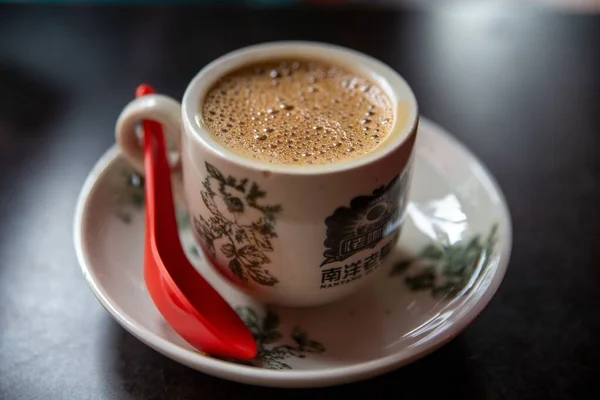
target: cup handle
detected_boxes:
[115,94,188,210]
[115,94,183,175]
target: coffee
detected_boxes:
[202,58,394,166]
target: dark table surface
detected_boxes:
[1,3,599,399]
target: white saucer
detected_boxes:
[74,117,512,388]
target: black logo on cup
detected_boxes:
[320,172,409,267]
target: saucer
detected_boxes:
[74,117,511,388]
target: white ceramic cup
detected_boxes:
[116,41,419,307]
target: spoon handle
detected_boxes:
[137,84,257,360]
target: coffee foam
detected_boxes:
[202,59,394,166]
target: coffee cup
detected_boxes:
[116,41,418,307]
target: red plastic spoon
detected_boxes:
[137,84,257,360]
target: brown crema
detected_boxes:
[202,58,394,166]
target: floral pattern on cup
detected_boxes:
[192,162,282,287]
[390,224,499,298]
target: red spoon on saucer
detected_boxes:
[137,84,257,360]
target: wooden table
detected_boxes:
[1,3,599,399]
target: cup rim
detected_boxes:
[181,41,418,176]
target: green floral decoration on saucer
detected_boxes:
[391,224,499,298]
[113,170,145,224]
[230,307,325,370]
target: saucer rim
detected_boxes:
[73,117,512,388]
